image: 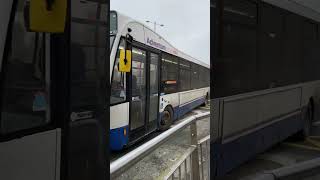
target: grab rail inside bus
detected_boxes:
[110,111,210,178]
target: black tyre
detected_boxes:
[159,107,173,131]
[289,102,314,141]
[294,102,313,141]
[303,102,313,138]
[202,93,209,107]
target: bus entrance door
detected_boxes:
[130,47,147,141]
[129,47,159,142]
[147,52,160,132]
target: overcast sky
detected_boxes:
[111,0,210,64]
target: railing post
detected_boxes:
[191,121,200,180]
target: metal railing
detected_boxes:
[164,145,195,180]
[164,135,210,180]
[198,135,210,180]
[110,111,210,179]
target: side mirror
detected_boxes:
[119,49,132,72]
[25,0,67,33]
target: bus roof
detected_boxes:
[262,0,320,23]
[112,10,210,69]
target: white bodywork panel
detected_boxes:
[0,0,13,71]
[160,93,180,112]
[126,22,145,45]
[219,81,320,141]
[179,88,208,106]
[110,102,129,129]
[0,129,61,180]
[222,87,301,139]
[160,87,209,112]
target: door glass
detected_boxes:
[111,39,126,104]
[149,53,159,123]
[130,47,146,130]
[70,0,107,112]
[0,0,49,134]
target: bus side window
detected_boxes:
[1,0,49,134]
[191,63,200,89]
[111,39,127,104]
[161,53,178,94]
[179,59,191,91]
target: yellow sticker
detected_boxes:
[119,50,132,72]
[29,0,67,33]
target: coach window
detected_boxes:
[214,0,257,97]
[161,53,179,94]
[302,21,318,82]
[199,67,205,88]
[1,0,49,134]
[205,68,210,87]
[111,39,127,104]
[191,63,200,89]
[179,59,191,91]
[198,66,205,88]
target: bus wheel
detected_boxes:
[202,93,209,107]
[159,107,173,131]
[303,102,313,138]
[292,102,313,141]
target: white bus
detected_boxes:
[110,11,210,151]
[212,0,320,177]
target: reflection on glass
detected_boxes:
[1,0,48,133]
[111,39,126,104]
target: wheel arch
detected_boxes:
[164,104,174,118]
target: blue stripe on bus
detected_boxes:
[110,125,129,151]
[212,112,303,177]
[177,97,206,119]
